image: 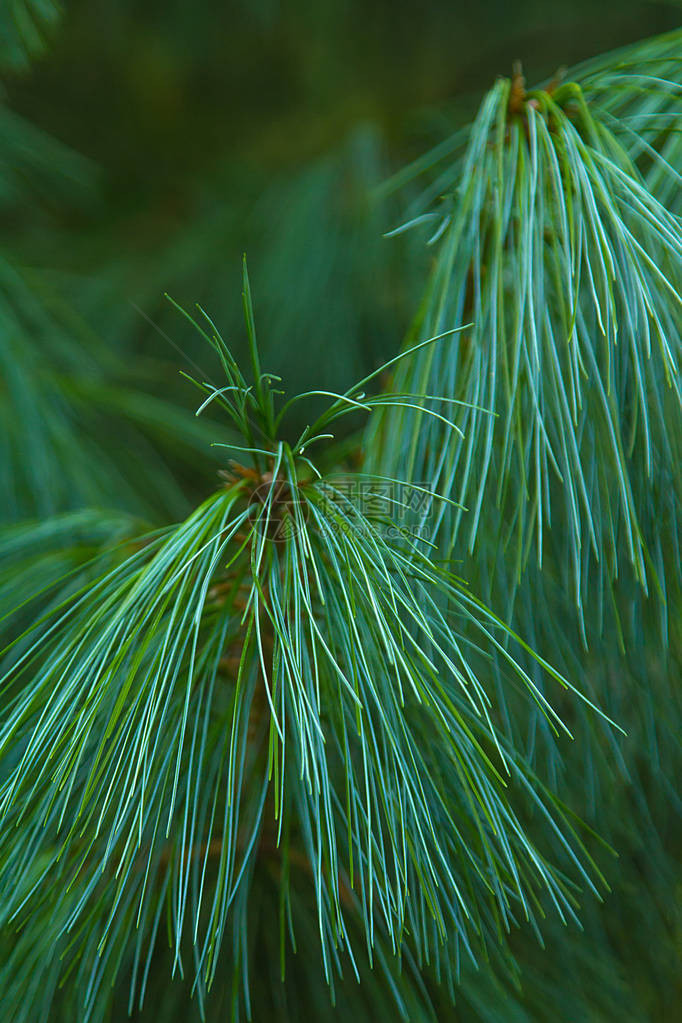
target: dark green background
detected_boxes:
[5,0,680,409]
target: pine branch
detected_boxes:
[369,34,682,634]
[0,280,608,1021]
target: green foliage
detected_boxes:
[0,269,610,1020]
[0,0,61,73]
[0,103,93,212]
[0,109,234,523]
[372,36,682,632]
[573,27,682,211]
[70,126,425,432]
[365,30,682,1023]
[0,13,681,1023]
[0,255,233,521]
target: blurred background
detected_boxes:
[3,0,680,487]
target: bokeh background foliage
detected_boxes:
[1,2,682,1021]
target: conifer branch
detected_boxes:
[0,283,607,1020]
